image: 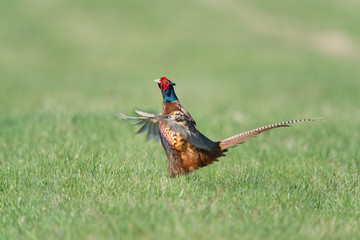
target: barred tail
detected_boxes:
[219,118,318,150]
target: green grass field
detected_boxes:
[1,0,360,239]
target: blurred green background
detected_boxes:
[1,0,360,239]
[1,0,359,116]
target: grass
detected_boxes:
[1,0,360,239]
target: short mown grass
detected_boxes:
[1,0,360,239]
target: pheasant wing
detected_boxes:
[162,114,216,151]
[119,110,216,150]
[118,110,165,142]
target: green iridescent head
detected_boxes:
[154,77,178,103]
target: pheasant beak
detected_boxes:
[154,79,161,89]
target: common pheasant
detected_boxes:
[119,77,316,177]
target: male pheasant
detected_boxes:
[119,77,316,177]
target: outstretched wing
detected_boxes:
[118,110,165,141]
[119,110,216,151]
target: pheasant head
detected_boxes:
[154,77,178,103]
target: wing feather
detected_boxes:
[119,110,216,150]
[118,111,161,142]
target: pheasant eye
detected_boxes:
[161,82,168,91]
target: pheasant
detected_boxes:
[119,77,316,177]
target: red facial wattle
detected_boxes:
[160,77,170,91]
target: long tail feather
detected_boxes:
[219,118,319,150]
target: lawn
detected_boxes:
[1,0,360,239]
